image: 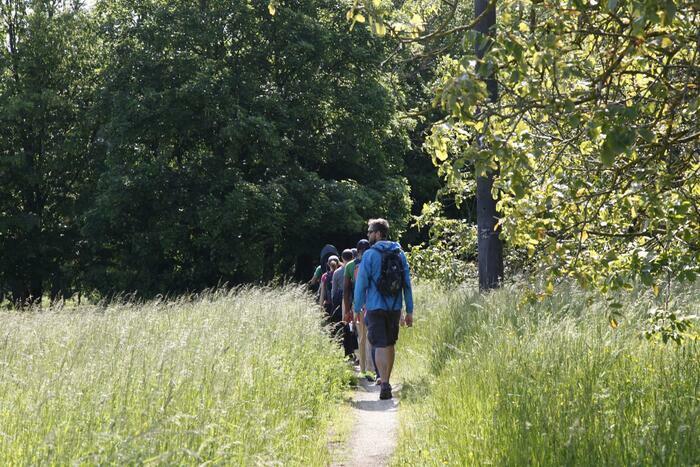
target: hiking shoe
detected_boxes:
[379,383,392,400]
[365,373,376,383]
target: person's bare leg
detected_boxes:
[375,345,395,384]
[357,318,368,373]
[386,345,395,382]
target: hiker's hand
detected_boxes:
[404,314,413,327]
[343,311,353,323]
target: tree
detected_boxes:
[430,0,699,295]
[347,0,699,296]
[0,1,102,304]
[81,0,412,296]
[473,0,503,289]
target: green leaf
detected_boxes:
[638,127,655,143]
[663,0,677,25]
[410,14,424,31]
[370,19,387,36]
[601,127,635,165]
[599,143,615,167]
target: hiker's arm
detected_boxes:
[354,255,370,312]
[342,274,352,321]
[402,252,414,323]
[308,266,321,287]
[318,278,325,306]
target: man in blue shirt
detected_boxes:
[354,218,414,400]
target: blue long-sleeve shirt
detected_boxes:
[354,241,414,313]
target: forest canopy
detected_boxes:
[1,0,698,307]
[0,0,416,302]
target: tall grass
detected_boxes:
[0,286,351,465]
[394,282,700,466]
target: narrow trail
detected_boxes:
[332,376,400,467]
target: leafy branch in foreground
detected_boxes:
[406,200,478,284]
[348,0,699,290]
[340,0,699,340]
[268,0,699,339]
[426,0,699,297]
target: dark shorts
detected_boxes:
[366,309,401,348]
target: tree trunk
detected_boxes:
[474,0,503,290]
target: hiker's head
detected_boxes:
[367,218,389,244]
[351,248,358,259]
[341,249,354,263]
[327,255,339,271]
[356,239,370,259]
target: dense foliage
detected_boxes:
[428,0,699,294]
[406,200,478,284]
[0,2,103,303]
[346,0,699,300]
[0,0,417,302]
[3,0,698,306]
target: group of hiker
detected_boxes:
[308,218,414,401]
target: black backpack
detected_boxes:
[376,249,405,297]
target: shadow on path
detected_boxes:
[352,398,398,412]
[332,376,400,467]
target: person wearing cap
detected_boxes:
[343,240,374,377]
[354,218,414,400]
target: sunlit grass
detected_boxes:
[0,286,352,465]
[394,282,700,466]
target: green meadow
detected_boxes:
[0,287,350,465]
[1,283,698,465]
[394,283,700,466]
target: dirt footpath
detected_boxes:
[332,377,400,467]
